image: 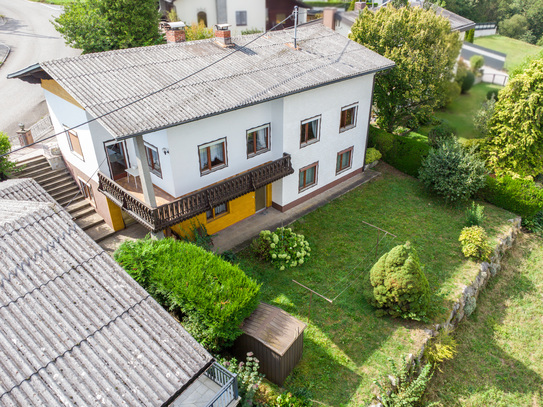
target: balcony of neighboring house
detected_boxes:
[98,153,294,233]
[173,362,240,407]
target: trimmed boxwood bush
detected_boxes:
[481,176,543,219]
[363,242,430,320]
[364,147,382,164]
[368,125,430,177]
[459,226,492,262]
[114,237,261,351]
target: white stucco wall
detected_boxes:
[173,0,217,27]
[226,0,266,33]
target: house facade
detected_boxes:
[10,25,394,238]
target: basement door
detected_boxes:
[255,186,266,212]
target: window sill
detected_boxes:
[200,164,227,176]
[247,149,270,159]
[70,151,85,161]
[336,166,352,176]
[300,139,319,149]
[298,183,317,193]
[207,211,229,222]
[339,125,356,133]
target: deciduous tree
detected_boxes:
[349,5,461,132]
[54,0,164,54]
[483,58,543,178]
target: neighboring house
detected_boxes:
[0,178,239,406]
[324,1,475,39]
[9,24,394,239]
[162,0,310,33]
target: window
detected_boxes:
[206,202,228,220]
[236,10,247,26]
[197,11,207,27]
[66,127,84,160]
[78,178,94,205]
[247,124,270,157]
[145,143,162,178]
[199,139,227,174]
[299,162,318,191]
[300,116,321,147]
[336,147,353,174]
[340,104,358,131]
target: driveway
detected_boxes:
[0,0,80,142]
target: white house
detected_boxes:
[9,24,394,238]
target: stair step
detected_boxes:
[58,194,85,207]
[77,216,105,231]
[85,223,116,243]
[34,169,69,183]
[50,186,81,202]
[14,156,48,169]
[71,206,96,220]
[46,180,79,196]
[66,199,92,215]
[40,172,73,189]
[16,161,51,177]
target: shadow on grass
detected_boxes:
[427,237,543,405]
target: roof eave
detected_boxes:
[7,63,52,84]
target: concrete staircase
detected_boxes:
[14,156,116,243]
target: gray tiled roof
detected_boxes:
[39,24,394,139]
[409,1,475,32]
[0,179,213,406]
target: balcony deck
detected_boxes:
[115,175,175,206]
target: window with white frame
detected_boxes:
[199,138,227,174]
[144,142,162,178]
[300,116,321,147]
[246,124,270,157]
[339,104,358,131]
[236,11,247,26]
[336,147,353,174]
[299,162,318,191]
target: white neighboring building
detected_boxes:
[9,24,394,237]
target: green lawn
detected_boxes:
[419,83,502,140]
[237,163,514,406]
[474,35,542,72]
[427,233,543,406]
[29,0,74,5]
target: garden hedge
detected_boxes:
[481,176,543,219]
[114,237,261,351]
[368,125,430,177]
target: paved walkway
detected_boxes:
[212,169,380,253]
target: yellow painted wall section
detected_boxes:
[106,198,126,231]
[171,191,257,237]
[41,79,84,109]
[266,184,272,207]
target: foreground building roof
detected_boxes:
[0,179,213,406]
[9,24,394,140]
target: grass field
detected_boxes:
[419,83,502,140]
[427,233,543,406]
[237,163,514,406]
[474,35,542,72]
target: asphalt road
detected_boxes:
[0,0,80,140]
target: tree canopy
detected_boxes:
[349,5,461,132]
[54,0,164,54]
[483,57,543,178]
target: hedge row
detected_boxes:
[368,125,430,177]
[114,238,261,351]
[481,176,543,219]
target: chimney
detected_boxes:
[322,7,336,31]
[354,2,367,11]
[165,21,186,43]
[214,24,233,47]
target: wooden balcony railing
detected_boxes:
[98,153,294,232]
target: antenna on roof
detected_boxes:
[293,6,299,49]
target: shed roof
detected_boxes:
[0,179,213,406]
[241,303,307,357]
[11,24,394,140]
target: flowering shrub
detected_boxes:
[459,226,492,262]
[219,353,263,406]
[252,227,311,270]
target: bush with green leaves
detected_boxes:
[419,140,487,204]
[481,175,543,219]
[114,238,260,351]
[423,328,457,370]
[470,55,485,73]
[219,353,263,406]
[465,201,485,226]
[427,120,456,148]
[365,147,382,164]
[252,227,311,270]
[368,125,430,177]
[0,132,16,180]
[473,95,496,138]
[461,70,475,93]
[275,392,313,407]
[364,242,430,320]
[486,89,499,101]
[459,226,492,262]
[523,210,543,236]
[374,356,437,407]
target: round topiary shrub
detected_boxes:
[252,227,311,270]
[365,147,382,164]
[461,71,475,93]
[486,89,499,101]
[459,225,492,262]
[363,242,430,320]
[428,120,457,148]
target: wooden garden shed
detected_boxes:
[234,302,307,385]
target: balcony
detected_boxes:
[173,362,239,407]
[98,153,294,232]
